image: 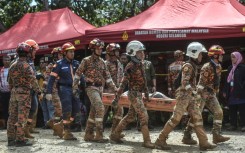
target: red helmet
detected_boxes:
[61,42,75,54]
[208,45,225,56]
[51,47,62,55]
[106,43,120,55]
[16,42,32,54]
[25,39,39,51]
[89,38,104,50]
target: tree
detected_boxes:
[0,0,40,32]
[0,0,157,32]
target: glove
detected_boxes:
[46,94,52,101]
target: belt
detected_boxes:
[58,83,72,87]
[87,82,102,87]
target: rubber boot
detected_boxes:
[15,139,33,147]
[194,126,217,151]
[212,131,230,144]
[47,119,54,129]
[141,125,155,149]
[154,123,173,150]
[53,120,64,138]
[109,132,123,144]
[24,123,34,139]
[111,118,125,138]
[63,123,77,140]
[94,127,109,143]
[182,126,197,145]
[84,129,95,142]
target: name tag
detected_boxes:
[61,67,68,69]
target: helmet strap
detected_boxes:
[131,56,141,64]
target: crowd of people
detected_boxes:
[0,38,244,151]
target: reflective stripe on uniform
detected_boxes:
[197,85,204,89]
[185,84,191,90]
[214,120,222,124]
[50,72,58,77]
[168,120,175,127]
[88,118,95,123]
[114,115,122,120]
[189,123,194,127]
[195,122,203,126]
[106,78,112,83]
[95,118,103,122]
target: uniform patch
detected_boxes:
[183,66,189,72]
[204,72,209,77]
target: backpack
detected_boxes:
[173,62,194,90]
[173,69,182,90]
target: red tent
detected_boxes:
[0,8,95,56]
[86,0,245,43]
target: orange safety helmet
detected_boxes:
[89,38,104,50]
[106,43,120,55]
[51,47,62,55]
[61,42,75,54]
[208,45,225,56]
[25,39,39,51]
[16,42,32,54]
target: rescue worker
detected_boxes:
[168,50,185,97]
[46,47,64,136]
[7,42,41,146]
[183,45,230,144]
[23,39,40,138]
[73,38,117,143]
[167,50,189,129]
[103,43,124,136]
[154,42,217,151]
[110,40,155,149]
[46,42,80,140]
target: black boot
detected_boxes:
[7,139,15,146]
[15,139,33,147]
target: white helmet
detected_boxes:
[126,40,145,56]
[186,42,207,59]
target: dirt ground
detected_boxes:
[0,127,244,153]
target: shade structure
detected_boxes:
[86,0,245,43]
[0,8,95,56]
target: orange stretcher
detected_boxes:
[102,92,177,112]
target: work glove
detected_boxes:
[46,94,52,101]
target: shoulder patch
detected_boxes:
[183,66,189,72]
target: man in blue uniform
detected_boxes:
[46,42,80,140]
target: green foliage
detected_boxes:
[0,0,157,32]
[0,0,39,32]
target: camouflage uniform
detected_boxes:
[168,60,189,128]
[196,61,230,143]
[7,58,41,142]
[155,61,215,150]
[110,61,153,146]
[104,59,124,133]
[167,61,185,97]
[143,60,156,128]
[73,54,116,142]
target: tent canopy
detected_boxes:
[86,0,245,43]
[0,8,95,56]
